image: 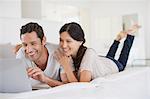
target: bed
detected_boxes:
[0,66,150,99]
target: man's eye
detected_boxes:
[31,43,34,45]
[22,44,27,47]
[31,42,37,45]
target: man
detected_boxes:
[16,22,63,87]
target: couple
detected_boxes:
[16,22,140,87]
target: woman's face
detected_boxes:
[59,32,82,57]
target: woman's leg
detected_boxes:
[117,24,140,70]
[106,40,120,58]
[118,34,134,70]
[106,31,126,58]
[107,24,140,71]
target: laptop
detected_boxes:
[0,59,32,93]
[0,43,16,59]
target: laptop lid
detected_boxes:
[0,59,32,93]
[0,44,16,59]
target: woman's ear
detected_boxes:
[80,41,83,46]
[42,36,46,45]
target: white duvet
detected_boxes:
[0,67,150,99]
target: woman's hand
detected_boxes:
[54,48,78,82]
[54,48,73,70]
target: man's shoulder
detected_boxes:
[45,42,59,53]
[46,42,58,48]
[46,42,58,46]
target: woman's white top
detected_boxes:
[79,48,119,79]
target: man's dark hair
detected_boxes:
[20,22,44,41]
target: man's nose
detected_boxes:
[25,45,33,53]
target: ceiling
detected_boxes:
[45,0,147,2]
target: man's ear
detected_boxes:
[42,36,46,45]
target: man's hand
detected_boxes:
[27,66,64,87]
[27,67,46,83]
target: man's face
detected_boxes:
[21,31,45,61]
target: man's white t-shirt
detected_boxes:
[16,42,61,85]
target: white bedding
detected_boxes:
[0,67,150,99]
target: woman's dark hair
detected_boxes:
[20,22,44,41]
[59,22,87,72]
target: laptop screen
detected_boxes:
[0,59,32,93]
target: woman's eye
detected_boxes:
[67,40,71,43]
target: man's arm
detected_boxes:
[43,76,64,87]
[27,67,64,87]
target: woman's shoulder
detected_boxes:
[86,48,96,53]
[85,48,97,56]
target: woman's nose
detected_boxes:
[62,42,67,48]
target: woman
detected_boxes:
[54,22,140,83]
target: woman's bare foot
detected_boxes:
[126,24,141,36]
[115,31,127,41]
[115,24,141,41]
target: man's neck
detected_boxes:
[34,47,49,71]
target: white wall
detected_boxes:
[0,0,21,18]
[45,0,148,65]
[85,1,147,65]
[0,17,62,45]
[0,0,149,66]
[22,0,42,19]
[146,0,150,64]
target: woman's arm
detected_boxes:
[54,49,78,82]
[79,70,92,82]
[63,67,78,82]
[60,73,69,83]
[60,71,77,84]
[60,71,78,83]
